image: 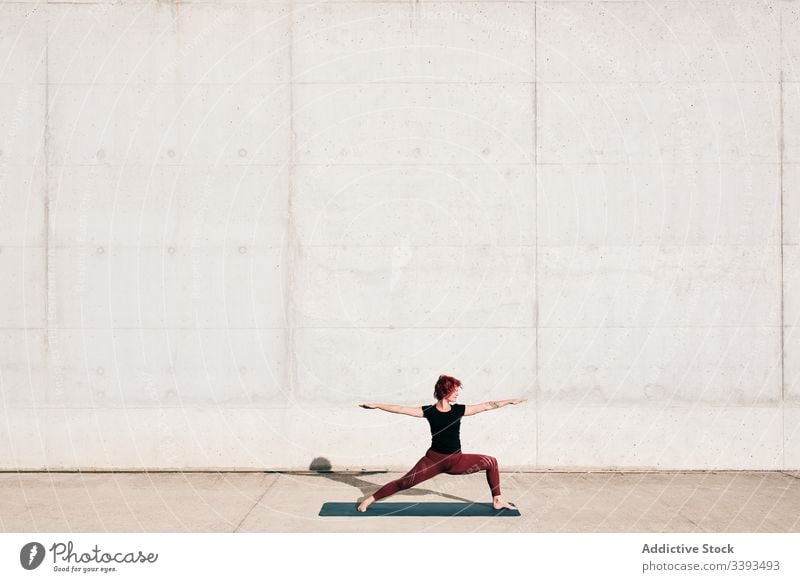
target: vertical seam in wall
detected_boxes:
[533,1,539,469]
[287,0,297,410]
[779,5,785,471]
[43,6,51,403]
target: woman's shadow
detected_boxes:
[309,457,474,504]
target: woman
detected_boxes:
[357,374,526,512]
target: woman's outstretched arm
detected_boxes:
[359,403,424,417]
[464,398,527,417]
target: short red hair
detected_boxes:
[434,374,461,400]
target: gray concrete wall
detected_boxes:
[0,0,797,470]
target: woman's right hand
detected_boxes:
[359,403,378,409]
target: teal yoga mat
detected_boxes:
[319,502,520,517]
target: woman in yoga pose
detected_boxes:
[357,374,526,512]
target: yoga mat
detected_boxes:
[319,502,521,517]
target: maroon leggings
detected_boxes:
[372,448,501,501]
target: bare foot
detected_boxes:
[492,496,517,511]
[357,495,375,513]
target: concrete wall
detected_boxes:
[0,0,797,470]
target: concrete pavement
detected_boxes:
[2,471,798,533]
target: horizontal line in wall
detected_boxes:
[35,161,786,168]
[536,403,792,409]
[10,82,537,86]
[537,80,782,85]
[44,163,289,168]
[5,80,788,86]
[291,325,781,330]
[45,163,288,167]
[45,243,772,249]
[539,159,783,165]
[535,244,783,249]
[0,328,288,332]
[287,0,726,3]
[294,243,782,248]
[0,325,790,331]
[41,243,289,248]
[0,82,288,86]
[23,327,524,331]
[11,1,535,5]
[13,244,540,250]
[284,81,787,86]
[292,326,785,332]
[0,324,788,334]
[538,324,785,329]
[0,328,48,331]
[291,161,782,167]
[537,402,787,409]
[0,469,792,475]
[0,470,345,476]
[286,0,714,3]
[20,1,721,5]
[289,1,540,3]
[27,242,789,248]
[6,407,296,411]
[3,404,794,411]
[535,161,784,166]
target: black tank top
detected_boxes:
[421,403,465,454]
